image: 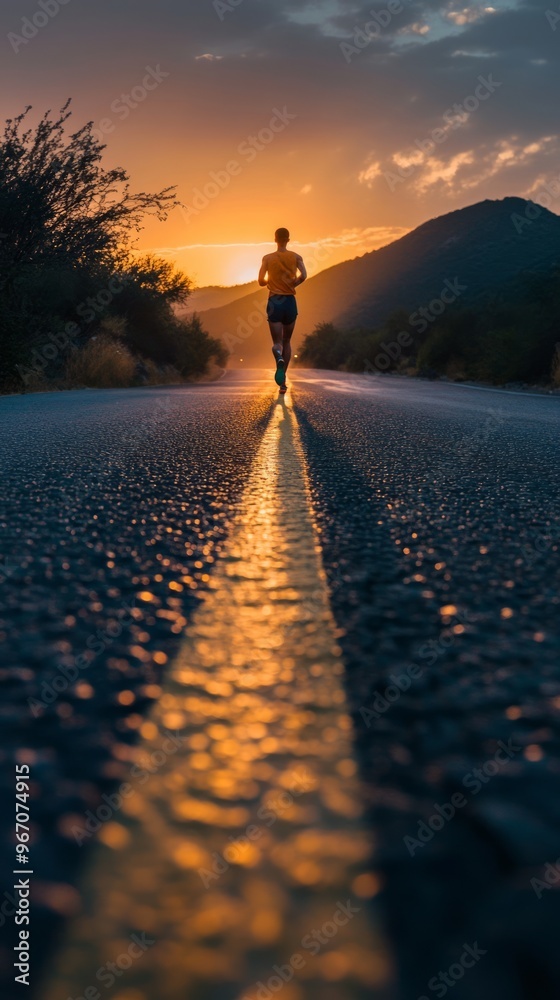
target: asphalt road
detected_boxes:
[294,371,560,1000]
[0,377,274,999]
[1,370,560,1000]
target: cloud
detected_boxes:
[358,161,382,185]
[404,135,560,195]
[154,226,410,255]
[413,150,476,192]
[305,226,411,248]
[0,0,558,276]
[393,150,426,170]
[445,5,497,26]
[451,48,498,56]
[401,22,431,35]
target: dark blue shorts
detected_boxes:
[267,294,298,326]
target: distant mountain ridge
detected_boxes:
[179,280,260,316]
[198,198,560,367]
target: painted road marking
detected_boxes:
[44,394,394,1000]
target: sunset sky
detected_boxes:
[0,0,557,286]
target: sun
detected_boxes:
[232,267,258,286]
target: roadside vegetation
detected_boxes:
[0,101,227,394]
[298,268,560,387]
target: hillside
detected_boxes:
[179,281,260,316]
[199,198,560,367]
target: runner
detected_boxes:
[258,228,307,394]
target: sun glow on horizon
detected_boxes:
[233,267,260,286]
[151,226,409,287]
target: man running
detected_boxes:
[258,228,307,394]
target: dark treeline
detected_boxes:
[0,102,226,391]
[298,268,560,386]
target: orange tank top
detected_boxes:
[266,250,299,296]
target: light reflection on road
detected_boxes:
[44,394,393,1000]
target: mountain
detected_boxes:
[198,198,560,367]
[179,281,260,316]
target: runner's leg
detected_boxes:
[282,323,295,371]
[269,321,284,361]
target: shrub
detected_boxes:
[297,322,349,369]
[167,314,228,378]
[141,359,183,385]
[65,335,136,388]
[298,268,560,386]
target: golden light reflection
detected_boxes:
[44,396,393,1000]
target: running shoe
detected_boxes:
[274,358,286,386]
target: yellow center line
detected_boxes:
[44,392,394,1000]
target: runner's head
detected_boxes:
[275,227,290,248]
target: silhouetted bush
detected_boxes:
[65,333,136,388]
[0,103,226,389]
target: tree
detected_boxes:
[121,254,191,305]
[0,102,225,387]
[0,101,177,286]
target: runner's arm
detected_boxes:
[258,257,269,286]
[293,255,308,288]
